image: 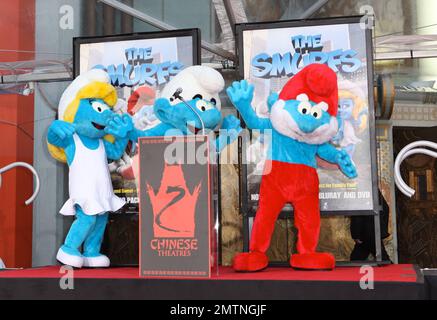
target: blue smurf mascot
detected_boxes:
[47,70,133,268]
[129,66,242,151]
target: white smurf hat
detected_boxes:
[160,65,225,110]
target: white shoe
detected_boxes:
[56,248,84,268]
[82,255,110,268]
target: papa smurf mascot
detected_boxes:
[227,64,357,271]
[129,66,241,150]
[47,69,133,268]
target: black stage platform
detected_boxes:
[423,269,437,300]
[0,264,431,300]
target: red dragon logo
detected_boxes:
[146,162,201,238]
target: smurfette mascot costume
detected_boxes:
[47,69,133,268]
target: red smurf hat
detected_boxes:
[279,63,338,117]
[127,86,156,115]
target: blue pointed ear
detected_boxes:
[153,98,173,123]
[267,92,279,112]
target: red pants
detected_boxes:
[250,160,320,254]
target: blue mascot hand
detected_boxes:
[105,114,133,139]
[226,80,254,112]
[221,114,241,133]
[267,92,279,110]
[154,97,172,110]
[48,120,76,145]
[336,150,357,179]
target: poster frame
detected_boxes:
[73,28,201,77]
[235,15,380,217]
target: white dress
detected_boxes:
[60,134,126,216]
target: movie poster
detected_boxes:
[75,30,199,215]
[238,19,377,213]
[138,136,213,278]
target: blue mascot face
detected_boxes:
[269,93,338,145]
[283,99,332,134]
[73,98,113,138]
[338,98,354,120]
[154,96,222,134]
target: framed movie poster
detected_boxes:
[74,28,200,215]
[138,136,214,278]
[73,29,200,265]
[236,16,379,216]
